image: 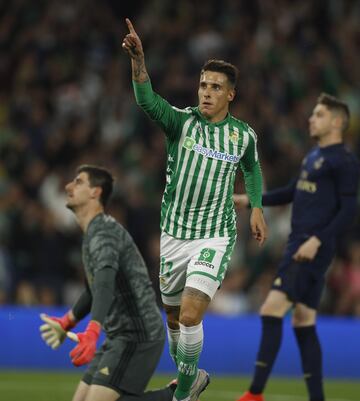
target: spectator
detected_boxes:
[0,0,359,315]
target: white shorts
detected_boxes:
[159,232,236,306]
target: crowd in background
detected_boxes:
[0,0,359,316]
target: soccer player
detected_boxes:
[122,18,267,401]
[39,165,204,401]
[234,93,360,401]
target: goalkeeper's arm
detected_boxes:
[40,285,92,350]
[68,267,116,366]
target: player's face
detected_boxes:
[198,71,235,123]
[308,104,334,140]
[65,172,96,210]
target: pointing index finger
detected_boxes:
[126,18,136,34]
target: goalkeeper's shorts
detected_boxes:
[82,336,165,395]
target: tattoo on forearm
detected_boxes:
[132,59,149,82]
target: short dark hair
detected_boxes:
[77,164,114,207]
[201,59,239,88]
[317,93,350,132]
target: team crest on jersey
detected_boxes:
[274,277,282,286]
[229,131,239,144]
[313,157,324,170]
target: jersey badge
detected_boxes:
[313,157,324,170]
[229,131,239,144]
[274,277,282,286]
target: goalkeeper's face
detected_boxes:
[65,172,100,211]
[198,71,235,123]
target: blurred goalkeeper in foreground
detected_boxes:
[40,165,181,401]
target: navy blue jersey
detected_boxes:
[263,143,359,242]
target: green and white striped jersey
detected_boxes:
[134,80,263,240]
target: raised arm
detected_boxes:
[122,18,149,83]
[122,18,186,139]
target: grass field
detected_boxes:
[0,371,359,401]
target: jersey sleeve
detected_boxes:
[262,177,297,206]
[239,127,263,208]
[87,229,120,325]
[72,284,92,321]
[133,80,187,140]
[314,156,360,242]
[90,268,116,325]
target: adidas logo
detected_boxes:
[99,367,110,376]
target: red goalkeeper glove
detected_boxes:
[40,312,77,350]
[69,321,101,367]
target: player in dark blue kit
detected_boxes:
[234,93,360,401]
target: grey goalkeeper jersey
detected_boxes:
[82,213,164,341]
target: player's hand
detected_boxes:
[122,18,144,60]
[69,321,101,367]
[39,312,77,350]
[233,194,249,210]
[250,207,268,246]
[293,236,321,262]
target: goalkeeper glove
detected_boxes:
[69,320,101,367]
[39,312,77,350]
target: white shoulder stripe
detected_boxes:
[171,106,192,114]
[247,127,258,162]
[248,126,257,142]
[239,130,249,158]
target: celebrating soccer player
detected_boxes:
[122,18,267,401]
[234,94,360,401]
[40,165,183,401]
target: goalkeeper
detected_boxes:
[39,165,198,401]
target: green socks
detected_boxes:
[174,322,203,400]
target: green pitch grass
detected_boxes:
[0,371,359,401]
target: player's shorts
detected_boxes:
[272,234,335,309]
[82,336,165,395]
[160,231,236,306]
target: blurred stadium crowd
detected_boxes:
[0,0,359,315]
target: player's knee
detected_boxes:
[163,305,180,329]
[260,302,286,317]
[292,307,316,326]
[292,313,316,327]
[179,309,202,327]
[259,290,292,317]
